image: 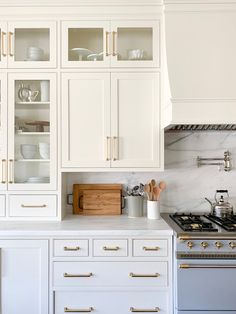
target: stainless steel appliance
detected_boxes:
[163,213,236,314]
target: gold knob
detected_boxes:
[229,242,236,249]
[215,241,223,249]
[201,241,209,249]
[187,241,194,249]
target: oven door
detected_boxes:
[177,259,236,311]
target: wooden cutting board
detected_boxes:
[73,184,122,215]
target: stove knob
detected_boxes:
[215,241,223,249]
[187,241,194,249]
[201,241,209,249]
[229,242,236,249]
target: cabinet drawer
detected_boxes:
[93,239,128,257]
[54,239,89,257]
[0,195,5,216]
[55,291,168,314]
[9,195,57,217]
[53,261,167,287]
[133,239,168,257]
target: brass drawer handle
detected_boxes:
[8,32,14,57]
[1,31,7,57]
[143,246,160,251]
[64,307,94,313]
[64,272,93,278]
[112,136,119,161]
[1,159,6,184]
[21,204,47,208]
[64,246,80,251]
[106,136,111,161]
[129,272,160,278]
[105,31,110,56]
[130,307,160,312]
[103,246,120,251]
[8,159,14,184]
[179,264,236,269]
[112,31,117,56]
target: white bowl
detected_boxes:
[39,143,50,159]
[20,144,37,159]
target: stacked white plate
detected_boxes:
[27,47,44,61]
[26,176,50,184]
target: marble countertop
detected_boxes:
[0,215,173,236]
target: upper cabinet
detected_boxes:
[61,20,160,68]
[0,21,57,68]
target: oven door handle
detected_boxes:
[179,264,236,269]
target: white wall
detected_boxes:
[66,131,236,214]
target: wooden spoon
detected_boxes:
[144,184,152,201]
[153,186,161,201]
[159,181,166,191]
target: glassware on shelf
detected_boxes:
[20,144,37,159]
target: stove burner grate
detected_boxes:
[205,214,236,232]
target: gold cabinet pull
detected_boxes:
[64,307,94,313]
[129,272,160,278]
[130,307,160,312]
[106,136,111,161]
[179,264,236,269]
[112,136,119,161]
[21,204,47,208]
[64,246,80,251]
[103,246,120,251]
[1,159,6,184]
[112,31,117,56]
[64,272,93,278]
[8,159,14,184]
[143,246,159,251]
[8,32,14,57]
[105,31,110,56]
[1,31,7,57]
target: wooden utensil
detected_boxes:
[144,184,152,201]
[159,181,166,191]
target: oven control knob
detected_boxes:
[229,242,236,249]
[215,241,223,249]
[201,241,209,249]
[187,241,194,249]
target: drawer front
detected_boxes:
[0,195,5,216]
[53,261,167,287]
[133,239,168,257]
[54,239,89,257]
[55,291,168,314]
[93,239,128,257]
[9,195,57,217]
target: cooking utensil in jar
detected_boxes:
[205,190,233,218]
[144,184,152,201]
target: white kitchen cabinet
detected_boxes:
[0,21,57,68]
[0,195,6,216]
[0,239,48,314]
[0,73,7,191]
[61,20,159,68]
[61,72,161,169]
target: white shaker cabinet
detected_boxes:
[61,72,162,169]
[0,73,7,191]
[0,239,48,314]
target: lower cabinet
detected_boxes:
[0,239,49,314]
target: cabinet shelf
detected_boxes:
[16,159,50,162]
[15,102,50,105]
[16,132,50,136]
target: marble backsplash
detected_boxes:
[66,131,236,214]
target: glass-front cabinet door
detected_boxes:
[0,22,7,68]
[0,74,7,191]
[8,21,56,68]
[110,20,160,68]
[61,21,110,68]
[8,73,57,191]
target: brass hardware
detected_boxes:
[143,246,159,251]
[112,136,118,161]
[201,241,209,249]
[179,235,236,240]
[129,272,159,278]
[21,204,47,208]
[1,159,6,184]
[8,32,14,57]
[187,241,194,249]
[106,136,110,161]
[112,31,117,56]
[64,246,80,251]
[179,264,236,269]
[215,241,223,249]
[229,242,236,249]
[64,307,94,313]
[1,31,7,57]
[130,307,160,312]
[8,159,14,184]
[105,31,110,56]
[103,246,120,251]
[64,272,93,278]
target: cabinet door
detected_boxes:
[0,73,7,191]
[8,73,57,190]
[0,239,48,314]
[110,21,160,68]
[8,21,56,68]
[61,73,110,168]
[111,72,161,168]
[0,22,7,68]
[61,21,110,68]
